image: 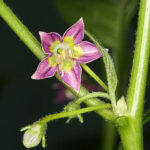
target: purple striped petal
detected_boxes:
[39,32,62,54]
[58,63,81,93]
[63,18,84,44]
[31,56,58,79]
[74,41,102,63]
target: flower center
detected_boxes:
[53,43,74,65]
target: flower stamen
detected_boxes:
[54,44,74,66]
[68,49,74,58]
[61,49,67,59]
[55,55,61,64]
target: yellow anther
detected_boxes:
[69,49,74,57]
[59,62,64,71]
[55,55,61,64]
[61,49,67,59]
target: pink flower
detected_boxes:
[31,18,102,93]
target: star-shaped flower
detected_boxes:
[32,18,102,93]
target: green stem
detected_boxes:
[74,92,109,104]
[0,1,115,122]
[127,0,150,122]
[81,64,108,91]
[119,0,150,150]
[39,104,111,123]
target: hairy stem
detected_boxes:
[39,104,111,123]
[74,92,109,104]
[119,0,150,150]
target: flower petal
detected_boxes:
[39,32,62,54]
[73,41,102,63]
[63,18,84,44]
[31,56,58,79]
[58,62,81,93]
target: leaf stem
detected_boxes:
[74,92,110,104]
[81,64,108,91]
[39,104,111,123]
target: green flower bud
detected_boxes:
[22,123,46,148]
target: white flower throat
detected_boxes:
[53,43,75,74]
[53,43,74,64]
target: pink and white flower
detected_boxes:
[32,18,102,93]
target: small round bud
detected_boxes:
[22,123,46,148]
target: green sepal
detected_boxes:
[20,125,31,132]
[64,102,84,123]
[42,136,46,148]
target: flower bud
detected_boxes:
[22,123,46,148]
[116,96,127,116]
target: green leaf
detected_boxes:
[54,0,138,50]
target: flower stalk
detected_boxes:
[74,92,110,104]
[81,64,108,91]
[39,104,111,124]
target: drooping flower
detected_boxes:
[32,18,102,93]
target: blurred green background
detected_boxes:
[0,0,150,150]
